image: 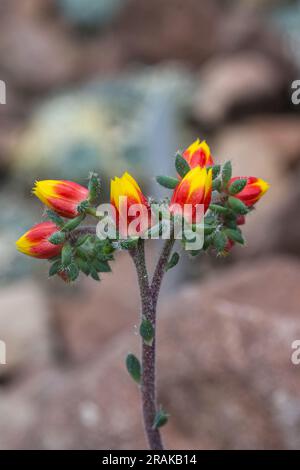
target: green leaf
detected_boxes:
[224,228,244,245]
[208,164,221,179]
[88,172,101,204]
[228,178,247,195]
[209,204,231,215]
[75,234,91,247]
[93,259,112,273]
[203,224,217,235]
[139,318,154,345]
[120,238,139,250]
[90,267,100,281]
[156,175,179,189]
[126,353,141,384]
[76,257,90,275]
[175,152,190,178]
[213,231,227,252]
[165,252,180,271]
[68,263,80,282]
[61,214,86,232]
[61,243,73,267]
[45,209,64,228]
[212,179,222,192]
[228,196,249,215]
[48,231,66,245]
[222,161,232,185]
[49,260,62,277]
[152,409,169,430]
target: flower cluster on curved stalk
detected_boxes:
[16,139,269,449]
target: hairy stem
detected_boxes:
[130,236,175,450]
[130,239,163,450]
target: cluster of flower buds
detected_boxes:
[16,139,269,281]
[156,139,269,256]
[16,173,115,282]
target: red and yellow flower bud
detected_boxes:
[111,172,151,237]
[182,139,214,169]
[33,180,89,218]
[228,177,269,207]
[169,166,212,223]
[16,221,63,259]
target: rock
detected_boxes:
[0,10,79,92]
[193,52,292,127]
[0,256,300,449]
[0,281,51,378]
[212,116,300,257]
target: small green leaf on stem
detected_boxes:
[152,408,169,430]
[165,252,180,271]
[68,263,80,282]
[126,353,141,384]
[139,317,154,345]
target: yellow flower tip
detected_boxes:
[257,178,270,197]
[15,234,33,257]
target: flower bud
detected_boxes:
[182,139,214,169]
[33,180,89,219]
[16,221,63,259]
[111,172,151,237]
[228,177,269,207]
[169,166,212,223]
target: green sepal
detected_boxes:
[209,204,231,215]
[156,176,179,190]
[61,243,73,267]
[49,260,62,277]
[228,196,249,215]
[208,164,221,179]
[45,209,64,228]
[175,152,190,178]
[126,353,141,384]
[228,178,247,195]
[213,231,227,252]
[48,231,66,245]
[224,228,244,245]
[212,179,222,192]
[61,213,86,232]
[222,161,232,185]
[68,263,80,282]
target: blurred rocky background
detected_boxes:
[0,0,300,449]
